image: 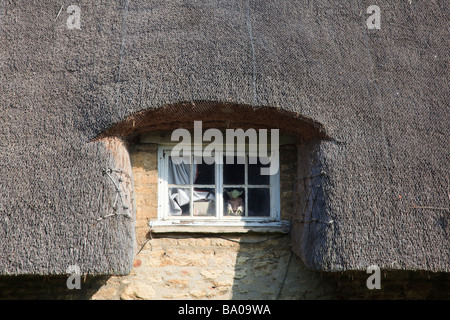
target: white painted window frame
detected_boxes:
[156,145,281,227]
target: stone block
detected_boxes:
[201,269,224,280]
[120,282,156,300]
[190,290,207,298]
[90,286,119,300]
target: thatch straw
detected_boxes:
[0,0,448,274]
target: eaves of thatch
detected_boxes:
[0,0,448,275]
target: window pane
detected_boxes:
[168,156,191,185]
[248,188,270,217]
[223,156,245,185]
[248,156,270,185]
[193,188,216,216]
[194,161,215,185]
[168,187,190,216]
[224,188,245,216]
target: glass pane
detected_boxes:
[223,155,245,185]
[194,161,215,185]
[168,156,191,186]
[168,187,190,216]
[193,188,216,216]
[248,156,270,185]
[248,188,270,217]
[224,188,245,216]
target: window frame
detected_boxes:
[156,145,280,225]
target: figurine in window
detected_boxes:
[226,190,244,216]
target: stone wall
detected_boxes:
[90,234,337,300]
[131,143,159,242]
[1,258,448,300]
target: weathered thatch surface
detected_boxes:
[0,0,448,274]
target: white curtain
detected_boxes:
[168,159,215,216]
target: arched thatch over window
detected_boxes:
[96,102,330,141]
[96,101,329,241]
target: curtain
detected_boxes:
[168,159,215,216]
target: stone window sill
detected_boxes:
[149,220,290,234]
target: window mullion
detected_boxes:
[245,154,248,217]
[190,155,194,217]
[158,148,166,220]
[217,152,223,220]
[270,164,280,221]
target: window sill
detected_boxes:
[149,220,290,234]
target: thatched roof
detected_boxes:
[0,0,448,274]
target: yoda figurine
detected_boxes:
[226,190,244,216]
